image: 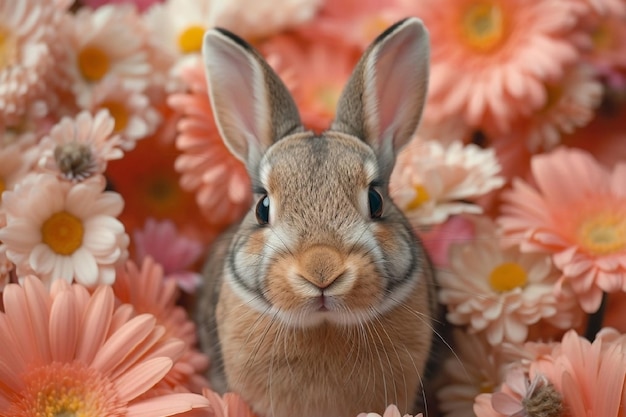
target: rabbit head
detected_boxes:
[202,17,431,329]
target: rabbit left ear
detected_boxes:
[332,18,430,163]
[202,28,304,167]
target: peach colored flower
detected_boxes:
[167,61,251,229]
[530,330,626,417]
[37,109,124,181]
[498,147,626,313]
[390,139,505,226]
[502,63,603,153]
[411,0,587,134]
[0,276,210,415]
[67,4,151,102]
[438,217,578,345]
[0,173,129,286]
[113,257,210,393]
[296,0,413,50]
[133,218,204,292]
[0,141,32,200]
[260,34,360,132]
[0,0,65,126]
[84,76,161,150]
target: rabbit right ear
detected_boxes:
[202,29,305,166]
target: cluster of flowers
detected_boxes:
[0,0,625,416]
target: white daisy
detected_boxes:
[438,217,578,345]
[390,138,505,226]
[67,4,151,103]
[0,173,129,286]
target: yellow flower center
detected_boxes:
[489,262,527,292]
[101,100,129,133]
[7,361,122,417]
[41,211,84,256]
[77,45,110,82]
[0,27,16,69]
[577,213,626,256]
[177,25,205,54]
[461,2,506,52]
[406,184,431,211]
[592,21,613,51]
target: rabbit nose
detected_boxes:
[298,245,345,289]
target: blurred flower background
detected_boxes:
[0,0,625,416]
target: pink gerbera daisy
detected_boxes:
[0,173,129,286]
[498,146,626,313]
[37,109,124,181]
[0,276,210,416]
[167,60,251,230]
[133,218,204,292]
[113,257,210,393]
[411,0,587,134]
[503,62,603,153]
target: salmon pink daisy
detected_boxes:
[390,139,505,226]
[412,0,587,134]
[189,388,258,417]
[505,63,603,153]
[0,276,210,416]
[498,147,626,313]
[0,173,129,286]
[37,109,124,181]
[168,60,251,229]
[113,257,210,393]
[438,217,578,345]
[529,330,626,417]
[133,218,204,292]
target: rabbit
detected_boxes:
[196,17,438,417]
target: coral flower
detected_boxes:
[260,34,360,132]
[133,218,204,292]
[0,173,129,286]
[167,60,251,230]
[503,63,603,153]
[357,404,423,417]
[529,330,626,417]
[438,217,578,345]
[113,257,210,393]
[0,276,210,416]
[411,0,587,134]
[498,147,626,313]
[390,139,505,226]
[37,109,124,181]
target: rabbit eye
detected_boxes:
[368,188,383,219]
[255,195,270,225]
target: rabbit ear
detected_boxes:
[202,28,304,166]
[331,18,429,163]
